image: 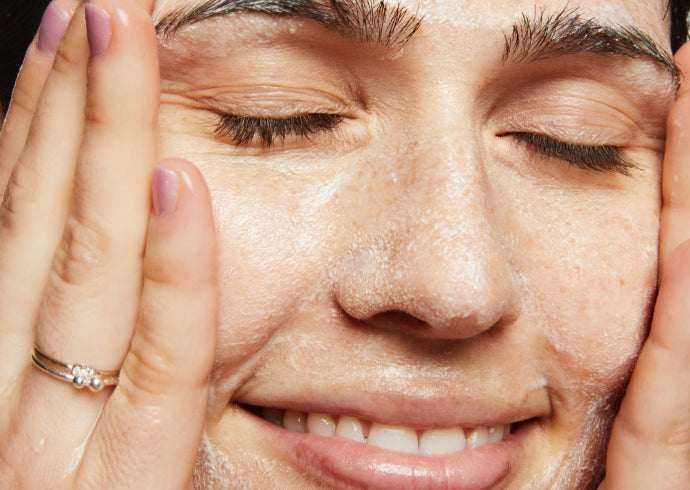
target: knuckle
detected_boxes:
[120,337,177,397]
[121,328,211,398]
[82,98,158,133]
[83,99,111,130]
[663,417,690,447]
[619,408,690,449]
[5,84,39,124]
[53,215,111,285]
[0,163,38,235]
[51,42,86,81]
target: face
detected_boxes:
[151,0,676,487]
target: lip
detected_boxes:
[233,404,536,489]
[234,384,548,429]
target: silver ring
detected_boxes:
[31,345,119,392]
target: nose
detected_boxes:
[333,130,520,340]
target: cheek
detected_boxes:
[513,187,659,411]
[206,165,348,367]
[157,121,365,377]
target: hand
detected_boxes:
[600,43,690,489]
[0,0,217,488]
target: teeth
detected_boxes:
[269,408,511,456]
[487,424,505,443]
[419,427,466,456]
[335,415,366,443]
[283,410,307,433]
[367,423,419,454]
[465,426,489,449]
[307,413,336,437]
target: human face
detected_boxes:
[152,0,676,488]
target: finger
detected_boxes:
[0,5,96,485]
[9,0,158,477]
[660,42,690,269]
[0,1,78,188]
[602,240,690,489]
[82,161,217,488]
[33,0,159,371]
[136,0,155,13]
[602,42,690,490]
[0,2,89,382]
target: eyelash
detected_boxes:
[214,114,635,175]
[214,113,344,147]
[505,132,635,175]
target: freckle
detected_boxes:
[619,278,625,286]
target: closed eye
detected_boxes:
[501,132,636,175]
[215,113,344,147]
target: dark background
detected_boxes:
[1,0,50,113]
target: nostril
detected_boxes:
[369,310,428,330]
[358,305,516,340]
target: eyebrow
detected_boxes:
[155,0,423,48]
[503,7,680,88]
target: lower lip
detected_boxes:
[247,410,528,489]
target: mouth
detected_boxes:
[231,402,532,489]
[242,403,512,456]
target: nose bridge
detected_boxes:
[335,115,519,338]
[402,127,516,322]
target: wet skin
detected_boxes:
[153,0,675,487]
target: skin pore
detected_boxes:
[146,0,680,488]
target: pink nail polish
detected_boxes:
[84,3,111,57]
[37,2,70,54]
[152,167,179,217]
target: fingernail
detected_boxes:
[152,167,179,217]
[84,3,111,57]
[37,2,70,54]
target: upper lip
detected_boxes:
[234,383,550,429]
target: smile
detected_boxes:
[244,404,511,456]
